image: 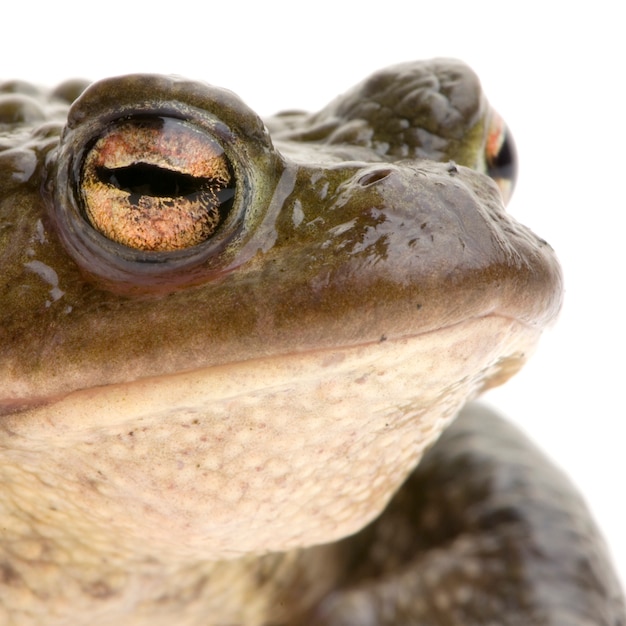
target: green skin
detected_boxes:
[0,59,623,624]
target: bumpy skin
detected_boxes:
[311,406,626,625]
[0,60,623,624]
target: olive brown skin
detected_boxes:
[0,60,623,624]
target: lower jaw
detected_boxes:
[2,314,539,562]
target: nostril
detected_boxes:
[357,168,393,187]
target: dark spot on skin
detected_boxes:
[416,303,423,310]
[478,505,525,530]
[83,580,118,599]
[447,161,459,175]
[0,561,21,586]
[379,335,387,342]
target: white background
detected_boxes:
[3,1,624,588]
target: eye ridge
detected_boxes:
[97,162,219,199]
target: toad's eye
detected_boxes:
[80,117,235,252]
[485,112,517,204]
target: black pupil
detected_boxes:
[487,132,517,184]
[98,163,209,198]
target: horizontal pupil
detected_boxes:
[487,130,517,185]
[98,163,210,198]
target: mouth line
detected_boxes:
[0,312,537,420]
